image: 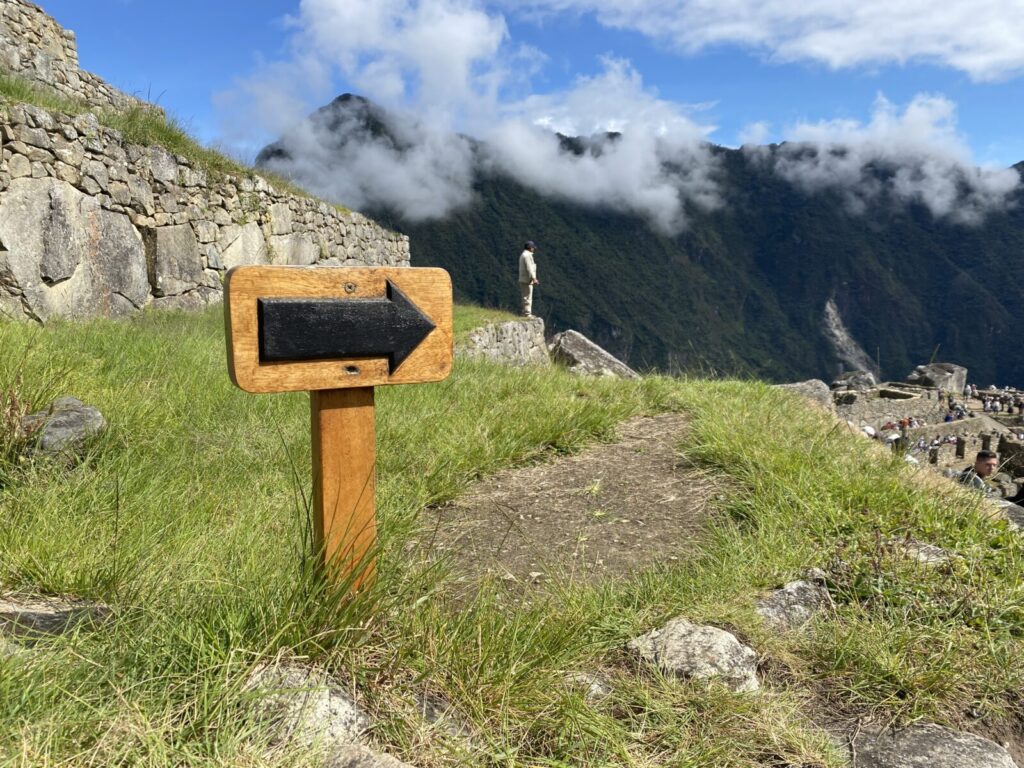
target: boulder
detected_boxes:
[906,363,968,394]
[244,660,370,753]
[627,617,759,692]
[994,499,1024,530]
[756,578,833,630]
[831,370,877,391]
[775,379,833,410]
[852,724,1016,768]
[141,224,204,296]
[0,177,149,321]
[0,593,111,638]
[20,396,105,456]
[549,330,638,379]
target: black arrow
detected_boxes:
[257,280,436,373]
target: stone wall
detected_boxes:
[835,388,949,429]
[0,101,410,320]
[0,0,147,112]
[458,319,550,367]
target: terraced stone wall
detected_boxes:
[0,100,410,321]
[0,0,147,112]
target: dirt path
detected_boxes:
[417,413,715,586]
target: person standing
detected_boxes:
[518,241,539,318]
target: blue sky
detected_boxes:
[40,0,1024,167]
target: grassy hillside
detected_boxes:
[2,308,1024,767]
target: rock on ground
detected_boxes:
[888,538,958,566]
[0,593,111,638]
[414,691,473,739]
[852,723,1016,767]
[565,671,613,702]
[775,379,834,411]
[832,370,878,391]
[327,745,416,768]
[756,578,833,630]
[549,330,639,379]
[20,396,105,456]
[905,363,968,394]
[245,660,370,754]
[627,617,759,692]
[993,499,1024,530]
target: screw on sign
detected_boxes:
[225,266,453,592]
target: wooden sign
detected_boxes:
[225,266,452,393]
[225,265,453,591]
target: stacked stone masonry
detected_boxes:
[0,0,149,113]
[458,318,551,367]
[0,101,411,320]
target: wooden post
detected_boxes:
[928,447,939,465]
[982,434,992,451]
[311,387,377,589]
[956,436,966,459]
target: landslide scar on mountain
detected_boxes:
[417,412,714,587]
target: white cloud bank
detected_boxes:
[226,0,1021,233]
[246,1,724,233]
[747,94,1021,222]
[510,0,1024,82]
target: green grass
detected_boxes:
[0,71,344,210]
[1,305,1023,766]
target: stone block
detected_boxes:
[906,363,968,394]
[148,145,177,185]
[193,220,218,243]
[269,233,319,265]
[142,224,204,297]
[0,177,148,321]
[8,153,30,178]
[756,577,833,630]
[220,221,267,268]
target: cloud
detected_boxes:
[258,99,477,221]
[237,2,724,233]
[738,121,771,147]
[751,94,1021,222]
[483,58,722,233]
[508,0,1024,81]
[289,0,509,116]
[224,1,1019,233]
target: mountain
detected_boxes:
[257,95,1024,385]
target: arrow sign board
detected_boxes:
[225,265,453,593]
[225,266,453,393]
